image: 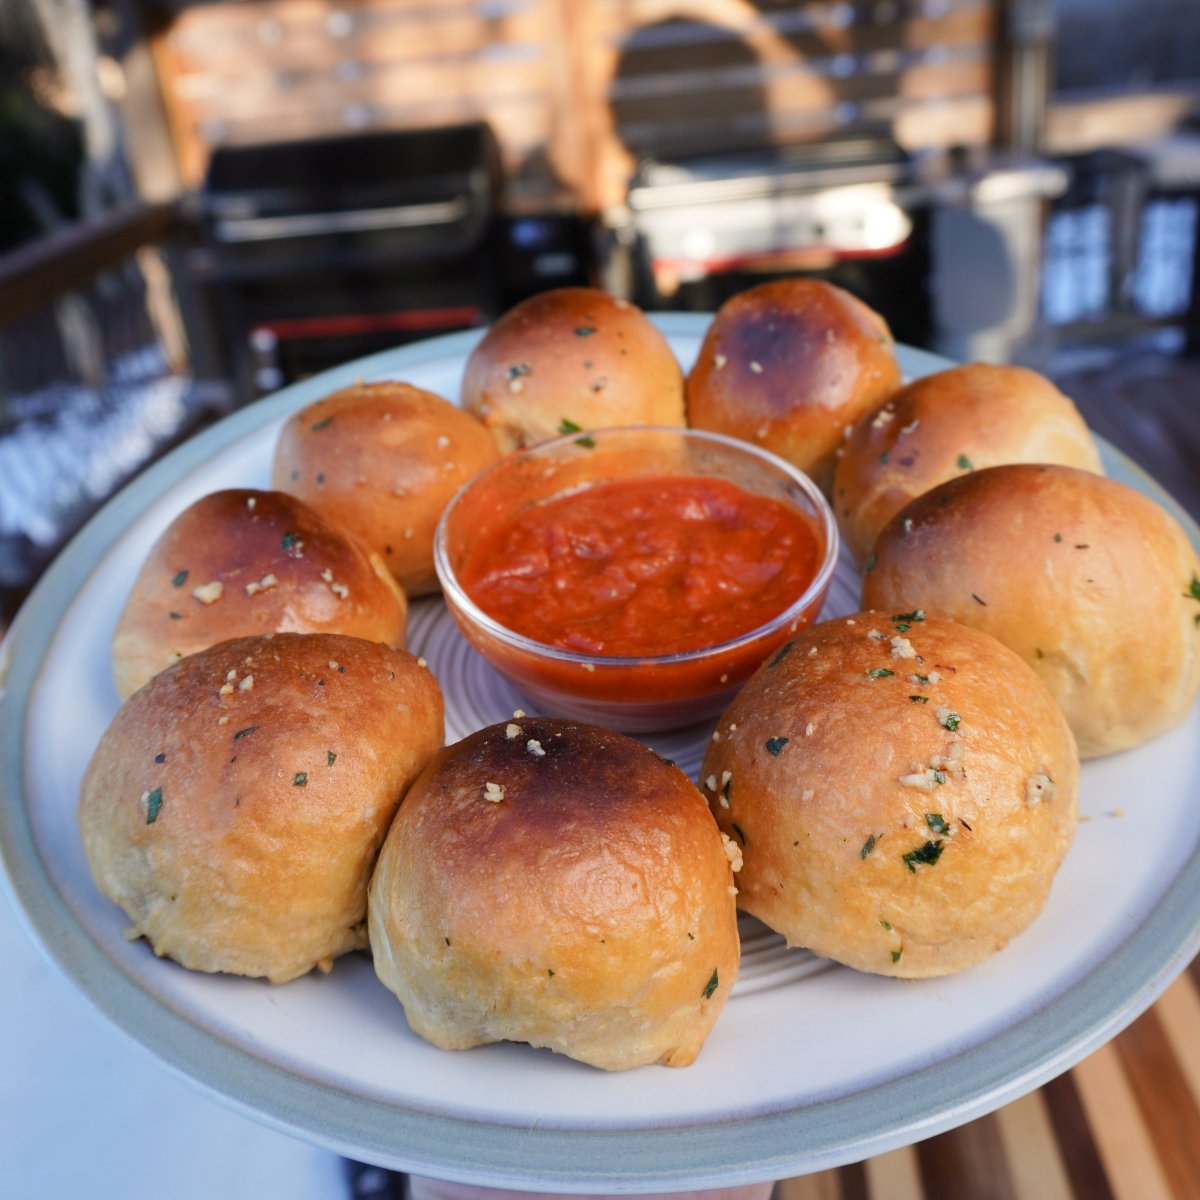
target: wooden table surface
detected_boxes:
[776,961,1200,1200]
[777,351,1200,1200]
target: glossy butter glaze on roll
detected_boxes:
[862,464,1200,758]
[686,279,901,494]
[81,633,444,983]
[368,716,740,1070]
[833,363,1104,563]
[111,488,408,700]
[701,613,1078,978]
[460,287,685,453]
[272,381,499,596]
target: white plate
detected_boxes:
[2,317,1199,1193]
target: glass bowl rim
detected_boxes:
[433,424,841,672]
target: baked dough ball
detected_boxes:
[686,279,901,493]
[701,613,1078,978]
[861,464,1200,758]
[79,633,444,983]
[111,488,407,699]
[460,287,685,453]
[368,717,739,1070]
[833,363,1104,562]
[271,381,499,596]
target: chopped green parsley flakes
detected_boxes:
[557,417,595,448]
[903,840,944,873]
[768,641,794,668]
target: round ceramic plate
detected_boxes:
[2,317,1199,1193]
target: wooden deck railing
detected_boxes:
[0,200,181,329]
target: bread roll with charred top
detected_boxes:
[271,381,499,596]
[861,464,1200,757]
[368,716,739,1070]
[460,287,685,453]
[833,364,1104,562]
[686,279,901,493]
[80,633,444,983]
[701,613,1078,978]
[111,488,407,699]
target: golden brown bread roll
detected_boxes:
[271,381,500,595]
[368,716,740,1070]
[861,464,1200,758]
[686,279,901,493]
[111,488,407,700]
[832,363,1104,562]
[701,613,1078,978]
[459,287,685,453]
[79,633,444,983]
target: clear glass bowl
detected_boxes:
[434,426,839,732]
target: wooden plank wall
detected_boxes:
[576,0,995,211]
[138,0,997,214]
[146,0,578,209]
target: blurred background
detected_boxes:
[3,6,1200,1198]
[1,0,1198,607]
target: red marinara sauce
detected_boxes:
[458,475,822,658]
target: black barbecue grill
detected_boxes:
[625,138,915,270]
[195,123,502,394]
[605,138,1068,361]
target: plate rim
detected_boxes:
[2,316,1199,1191]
